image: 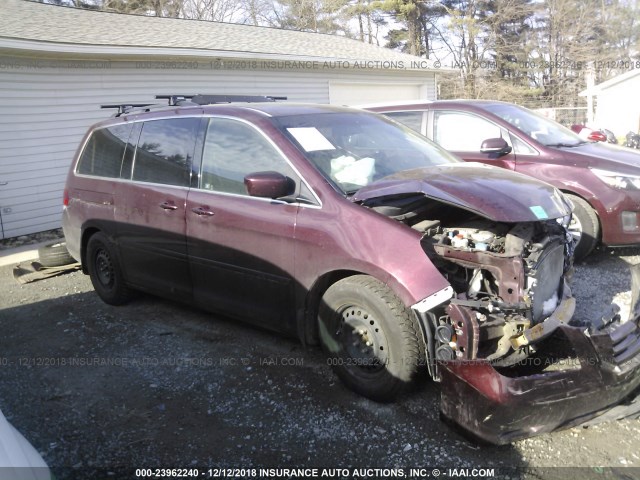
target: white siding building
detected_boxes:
[581,69,640,140]
[0,0,440,239]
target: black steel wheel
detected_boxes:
[318,275,425,402]
[86,232,133,305]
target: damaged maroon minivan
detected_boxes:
[62,96,640,444]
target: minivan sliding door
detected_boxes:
[115,117,200,301]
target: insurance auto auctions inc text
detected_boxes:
[206,468,495,478]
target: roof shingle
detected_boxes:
[0,0,435,69]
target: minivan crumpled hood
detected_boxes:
[353,163,571,223]
[560,142,640,174]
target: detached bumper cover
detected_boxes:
[439,320,640,445]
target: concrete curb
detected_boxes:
[0,241,55,268]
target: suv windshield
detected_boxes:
[483,104,587,148]
[274,112,459,194]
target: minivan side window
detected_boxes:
[509,133,538,155]
[434,111,506,152]
[200,118,298,195]
[132,118,200,187]
[77,124,132,178]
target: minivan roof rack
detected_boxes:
[101,104,154,116]
[101,94,288,117]
[155,94,287,106]
[155,95,196,106]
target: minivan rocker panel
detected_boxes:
[62,99,640,445]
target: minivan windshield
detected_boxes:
[482,103,587,148]
[274,112,460,194]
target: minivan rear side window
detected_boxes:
[132,118,200,187]
[77,124,132,178]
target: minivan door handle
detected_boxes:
[191,206,215,216]
[159,201,178,210]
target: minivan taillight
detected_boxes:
[63,188,69,207]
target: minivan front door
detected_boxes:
[186,117,300,333]
[187,191,298,331]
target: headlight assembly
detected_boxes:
[591,168,640,190]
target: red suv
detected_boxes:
[367,100,640,259]
[62,96,640,444]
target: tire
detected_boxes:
[37,242,75,267]
[86,232,133,305]
[318,275,425,402]
[566,194,600,261]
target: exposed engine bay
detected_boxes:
[363,193,575,369]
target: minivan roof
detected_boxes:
[103,102,364,121]
[88,102,368,131]
[203,103,358,117]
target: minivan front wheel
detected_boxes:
[86,232,133,305]
[566,194,599,260]
[318,275,424,402]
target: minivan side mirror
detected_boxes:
[480,138,512,156]
[244,171,294,199]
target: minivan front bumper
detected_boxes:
[439,319,640,445]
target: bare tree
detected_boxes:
[180,0,242,21]
[430,0,492,97]
[253,0,351,34]
[345,0,382,44]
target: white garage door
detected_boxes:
[329,82,426,106]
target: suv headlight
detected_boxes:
[591,168,640,190]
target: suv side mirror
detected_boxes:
[480,138,512,156]
[244,171,294,199]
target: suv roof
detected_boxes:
[361,99,513,109]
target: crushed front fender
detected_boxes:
[439,318,640,445]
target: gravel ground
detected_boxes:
[0,228,64,251]
[0,246,639,479]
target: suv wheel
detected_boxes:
[86,232,133,305]
[566,194,599,260]
[318,275,424,402]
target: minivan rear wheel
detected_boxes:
[318,275,425,402]
[566,194,599,260]
[86,232,133,305]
